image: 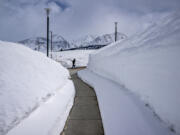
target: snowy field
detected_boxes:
[52,50,96,68]
[79,12,180,135]
[0,41,75,135]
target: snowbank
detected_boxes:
[52,50,96,68]
[83,12,180,134]
[78,69,174,135]
[0,41,75,135]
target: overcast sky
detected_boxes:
[0,0,179,41]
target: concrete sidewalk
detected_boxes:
[61,68,104,135]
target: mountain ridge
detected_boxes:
[18,32,127,52]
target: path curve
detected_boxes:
[61,68,104,135]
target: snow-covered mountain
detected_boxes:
[70,32,127,48]
[19,32,127,52]
[19,37,46,52]
[19,35,70,52]
[90,32,127,45]
[70,35,98,48]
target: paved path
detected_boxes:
[61,68,104,135]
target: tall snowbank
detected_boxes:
[0,41,75,135]
[87,12,180,133]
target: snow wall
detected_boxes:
[87,12,180,134]
[0,41,75,135]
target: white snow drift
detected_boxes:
[79,12,180,134]
[0,41,75,135]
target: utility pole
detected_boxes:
[45,8,50,57]
[115,22,118,42]
[50,31,53,58]
[37,40,40,51]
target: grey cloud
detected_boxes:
[0,0,179,42]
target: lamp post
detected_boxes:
[50,31,53,58]
[114,22,118,42]
[45,8,51,57]
[37,40,40,51]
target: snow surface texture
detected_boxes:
[0,41,75,135]
[78,69,174,135]
[7,81,74,135]
[52,50,96,68]
[80,12,180,134]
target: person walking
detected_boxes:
[72,58,76,69]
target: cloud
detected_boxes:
[47,0,70,11]
[48,2,62,13]
[0,0,179,41]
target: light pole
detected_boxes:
[37,40,40,51]
[114,22,118,42]
[45,8,51,57]
[50,31,53,58]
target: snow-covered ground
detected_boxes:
[78,12,180,135]
[0,41,75,135]
[52,50,96,68]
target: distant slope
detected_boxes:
[19,35,70,52]
[70,35,98,48]
[90,32,127,45]
[67,32,127,50]
[70,32,127,47]
[19,32,127,52]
